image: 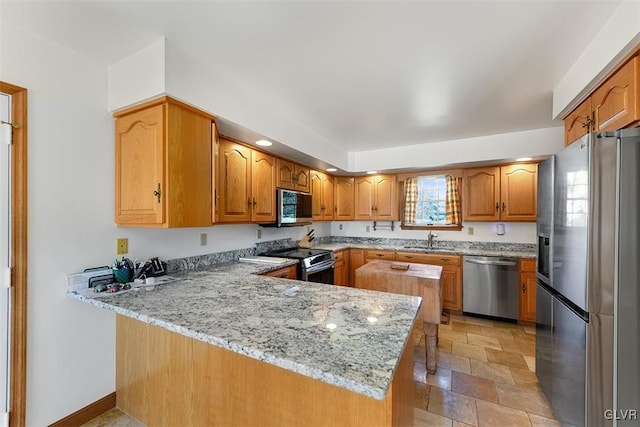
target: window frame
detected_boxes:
[399,175,463,231]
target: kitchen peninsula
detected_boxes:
[69,261,421,426]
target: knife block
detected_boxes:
[298,235,312,248]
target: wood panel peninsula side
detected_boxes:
[68,261,421,426]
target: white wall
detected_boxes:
[107,39,351,171]
[350,126,564,172]
[331,221,536,244]
[0,23,328,426]
[553,0,640,118]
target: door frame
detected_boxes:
[0,82,27,427]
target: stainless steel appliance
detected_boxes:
[462,255,519,320]
[536,129,640,426]
[262,247,335,284]
[265,188,312,227]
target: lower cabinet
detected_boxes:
[519,259,537,322]
[261,265,297,279]
[349,249,365,286]
[334,250,350,286]
[395,252,463,312]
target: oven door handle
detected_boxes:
[304,260,335,273]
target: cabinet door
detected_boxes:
[564,97,592,146]
[354,176,374,220]
[295,165,311,193]
[251,151,276,223]
[322,174,334,220]
[349,249,365,286]
[519,259,537,322]
[218,139,252,222]
[115,104,165,225]
[276,159,295,190]
[463,167,501,221]
[212,123,219,223]
[441,266,463,312]
[500,164,537,222]
[373,175,397,220]
[334,177,355,220]
[593,57,638,132]
[311,171,324,221]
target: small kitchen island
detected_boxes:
[69,261,421,426]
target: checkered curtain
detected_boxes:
[445,176,462,224]
[403,178,418,224]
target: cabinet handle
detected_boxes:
[292,173,298,182]
[405,255,413,259]
[502,202,506,211]
[334,206,338,213]
[496,202,499,211]
[252,197,257,207]
[522,284,526,293]
[248,197,252,207]
[440,258,450,262]
[153,183,161,204]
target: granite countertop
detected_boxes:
[313,242,536,259]
[68,260,422,400]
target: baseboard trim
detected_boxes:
[48,392,116,427]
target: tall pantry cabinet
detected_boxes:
[114,97,214,227]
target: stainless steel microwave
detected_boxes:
[275,188,312,227]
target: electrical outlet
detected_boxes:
[339,224,343,230]
[116,238,128,255]
[256,229,262,239]
[200,233,207,246]
[467,227,474,235]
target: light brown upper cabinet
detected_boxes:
[334,177,355,220]
[463,164,537,222]
[218,138,276,223]
[564,97,592,146]
[114,97,214,228]
[277,159,311,193]
[564,55,640,145]
[593,56,638,132]
[354,175,397,221]
[311,170,334,221]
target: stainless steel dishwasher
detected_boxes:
[463,255,519,320]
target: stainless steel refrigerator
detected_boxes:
[536,129,640,426]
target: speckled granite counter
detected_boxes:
[68,260,421,400]
[312,237,536,259]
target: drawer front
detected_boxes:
[396,251,460,266]
[261,265,297,279]
[334,250,345,261]
[520,258,536,273]
[365,250,396,261]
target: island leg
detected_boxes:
[423,322,438,374]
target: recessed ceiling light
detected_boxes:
[516,157,532,162]
[326,167,337,172]
[255,139,272,147]
[367,171,378,174]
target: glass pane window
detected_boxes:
[416,176,447,225]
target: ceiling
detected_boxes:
[2,1,621,152]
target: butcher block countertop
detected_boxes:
[68,261,422,400]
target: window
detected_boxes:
[401,174,462,230]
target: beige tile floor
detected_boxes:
[83,314,558,427]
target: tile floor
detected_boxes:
[82,314,558,427]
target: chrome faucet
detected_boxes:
[427,230,438,248]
